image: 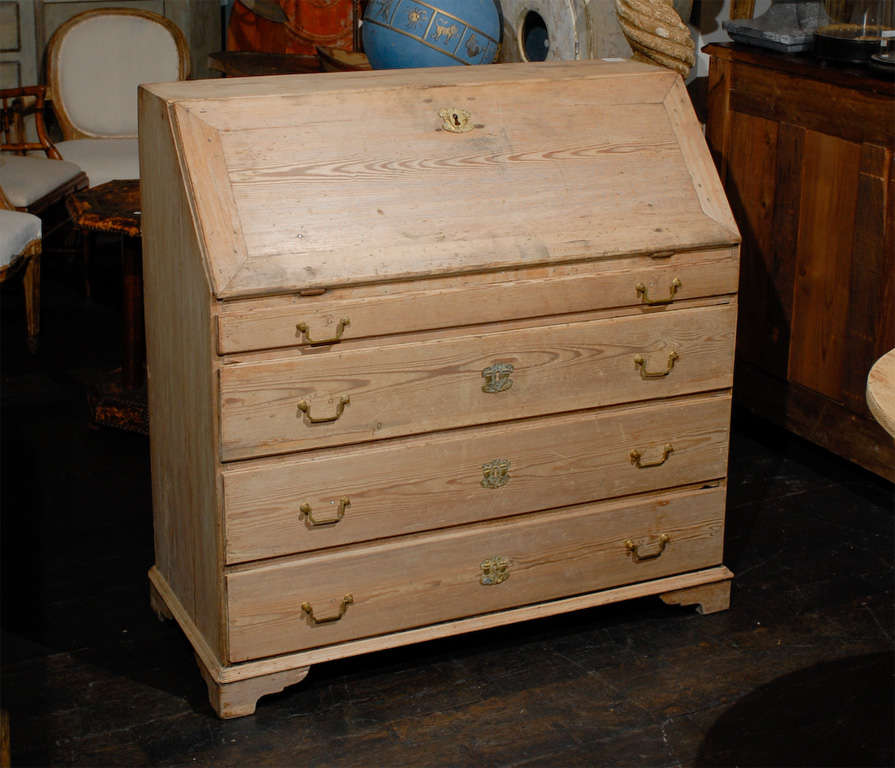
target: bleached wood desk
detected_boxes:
[140,59,740,718]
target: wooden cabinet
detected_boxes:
[140,60,740,718]
[704,43,895,481]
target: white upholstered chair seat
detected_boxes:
[0,209,41,267]
[56,139,139,188]
[0,155,86,207]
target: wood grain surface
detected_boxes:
[727,58,895,148]
[143,60,738,299]
[217,247,740,354]
[146,59,669,103]
[788,130,860,402]
[219,303,737,460]
[223,392,732,562]
[139,88,226,659]
[226,484,726,662]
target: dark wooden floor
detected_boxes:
[2,239,893,767]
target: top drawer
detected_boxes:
[216,248,739,354]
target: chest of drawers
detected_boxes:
[140,60,739,718]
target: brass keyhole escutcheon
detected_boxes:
[480,556,510,585]
[440,107,473,133]
[481,458,510,489]
[482,362,514,393]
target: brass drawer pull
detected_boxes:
[482,362,514,393]
[625,534,670,562]
[301,594,353,625]
[296,317,350,346]
[634,351,679,379]
[630,443,673,469]
[440,107,472,133]
[299,497,350,527]
[297,395,350,424]
[636,277,681,305]
[481,458,510,489]
[480,556,510,585]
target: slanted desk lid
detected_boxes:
[148,60,738,300]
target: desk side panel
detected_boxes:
[139,86,224,660]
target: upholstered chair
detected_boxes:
[0,206,42,352]
[46,9,190,187]
[0,86,87,216]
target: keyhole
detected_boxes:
[452,112,461,127]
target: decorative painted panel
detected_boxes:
[0,2,20,51]
[0,1,35,88]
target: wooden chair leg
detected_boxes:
[22,247,40,354]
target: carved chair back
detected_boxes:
[46,8,190,141]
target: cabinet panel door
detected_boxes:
[788,130,861,403]
[0,1,36,88]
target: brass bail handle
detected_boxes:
[634,351,679,379]
[296,317,350,346]
[636,277,682,306]
[625,534,670,562]
[301,594,354,625]
[297,395,350,424]
[630,443,674,469]
[300,497,350,527]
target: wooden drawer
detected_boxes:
[223,392,731,563]
[219,303,736,461]
[216,248,739,354]
[226,484,726,662]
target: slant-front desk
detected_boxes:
[139,60,740,718]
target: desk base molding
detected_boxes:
[149,564,733,718]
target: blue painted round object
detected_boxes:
[363,0,500,69]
